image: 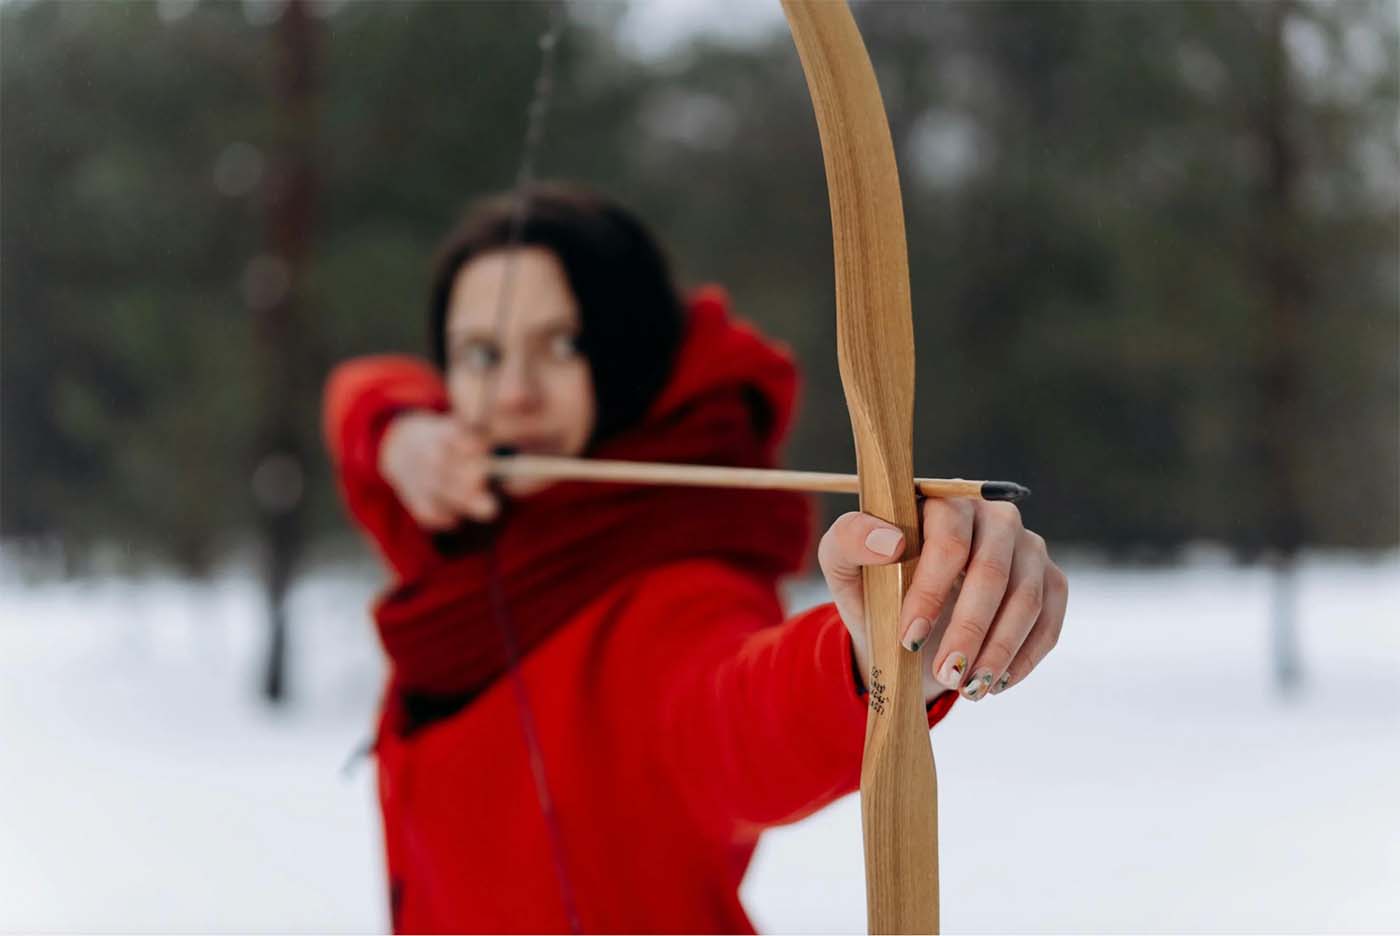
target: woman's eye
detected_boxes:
[456,342,500,372]
[548,332,581,361]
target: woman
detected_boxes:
[323,183,1067,933]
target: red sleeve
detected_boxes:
[322,354,450,580]
[632,564,956,839]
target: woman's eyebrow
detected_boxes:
[448,311,577,344]
[446,323,497,346]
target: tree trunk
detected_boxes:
[1256,1,1308,697]
[252,0,318,705]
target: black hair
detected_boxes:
[428,182,686,445]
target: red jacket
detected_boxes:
[324,299,955,933]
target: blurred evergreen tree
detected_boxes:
[3,1,268,572]
[1,0,1395,582]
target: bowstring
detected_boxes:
[467,2,565,429]
[472,6,581,933]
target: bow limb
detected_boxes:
[780,3,939,933]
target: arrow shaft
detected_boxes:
[488,455,1026,503]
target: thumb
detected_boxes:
[818,512,906,628]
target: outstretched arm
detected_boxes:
[322,354,449,577]
[631,564,955,840]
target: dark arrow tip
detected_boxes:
[980,481,1031,503]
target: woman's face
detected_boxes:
[444,247,596,493]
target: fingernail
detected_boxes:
[936,651,968,690]
[864,527,903,557]
[902,617,932,653]
[990,672,1012,695]
[962,670,994,701]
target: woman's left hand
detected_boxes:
[817,498,1068,703]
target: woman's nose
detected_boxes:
[493,353,543,411]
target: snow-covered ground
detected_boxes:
[1,552,1397,932]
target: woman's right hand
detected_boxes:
[378,411,498,529]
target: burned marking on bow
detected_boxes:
[869,665,889,715]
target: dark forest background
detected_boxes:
[4,1,1396,679]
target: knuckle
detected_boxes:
[908,572,948,601]
[936,532,972,567]
[922,496,958,526]
[948,616,988,643]
[982,637,1020,663]
[1014,577,1045,612]
[981,500,1023,530]
[825,511,864,543]
[947,520,975,551]
[907,582,951,617]
[971,552,1012,582]
[928,497,976,535]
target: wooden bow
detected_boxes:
[780,3,940,933]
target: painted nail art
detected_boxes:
[961,671,994,701]
[902,617,933,653]
[990,672,1012,695]
[936,652,968,690]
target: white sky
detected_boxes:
[613,0,788,60]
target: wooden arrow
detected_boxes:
[486,454,1029,503]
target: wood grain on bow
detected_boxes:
[781,2,940,933]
